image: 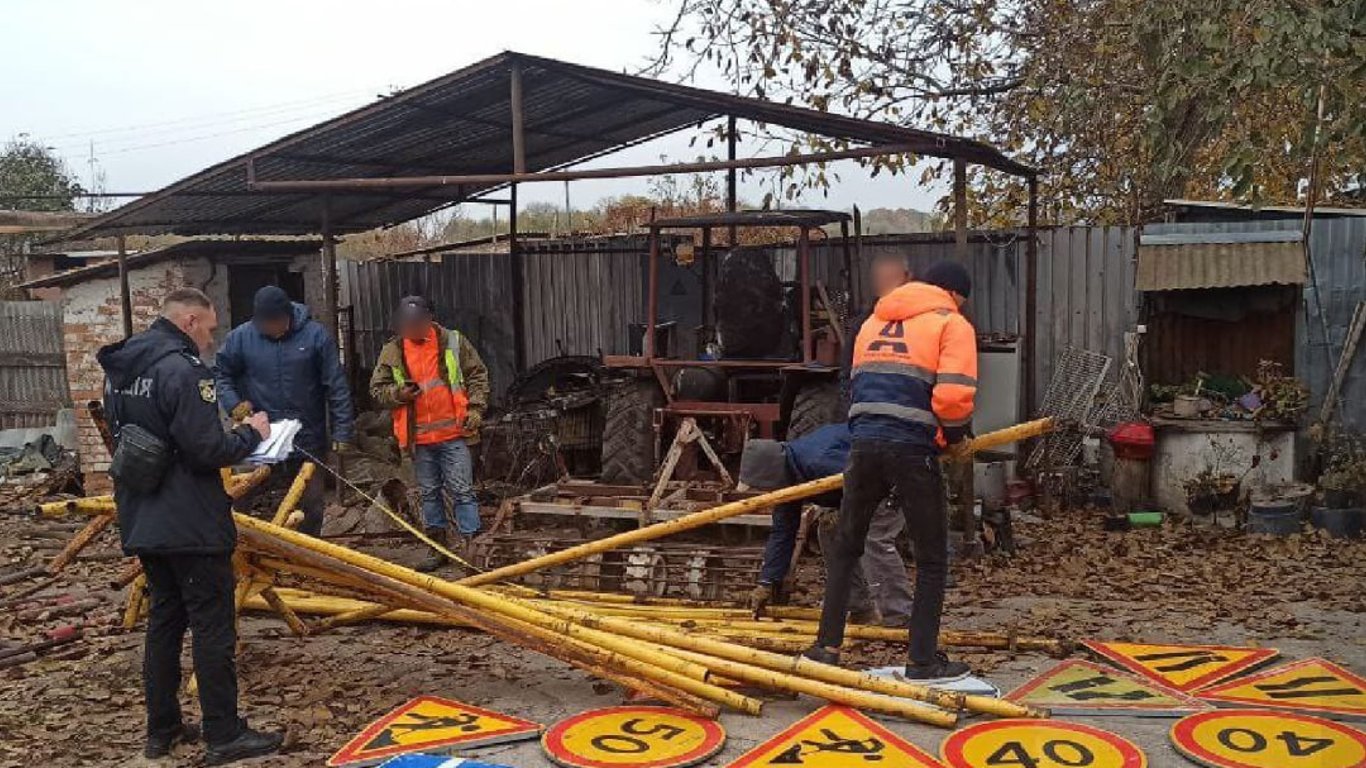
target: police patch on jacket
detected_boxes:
[198,379,216,403]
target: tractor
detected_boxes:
[598,209,861,487]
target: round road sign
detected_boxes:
[1171,709,1366,768]
[542,706,726,768]
[941,719,1147,768]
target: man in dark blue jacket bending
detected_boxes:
[741,423,875,621]
[214,286,354,535]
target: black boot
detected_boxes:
[416,527,450,573]
[904,651,971,683]
[204,726,283,766]
[144,721,200,759]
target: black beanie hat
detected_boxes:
[252,285,292,321]
[922,260,972,299]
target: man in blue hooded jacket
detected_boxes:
[214,286,354,535]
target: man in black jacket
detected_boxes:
[98,288,282,765]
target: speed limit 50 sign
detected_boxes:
[542,706,726,768]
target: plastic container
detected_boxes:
[1247,500,1302,536]
[1310,506,1363,539]
[1107,422,1156,460]
[1128,511,1163,527]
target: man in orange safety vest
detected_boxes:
[369,296,490,571]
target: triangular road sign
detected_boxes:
[1007,659,1213,716]
[726,704,943,767]
[1082,640,1279,692]
[1197,658,1366,721]
[328,695,542,767]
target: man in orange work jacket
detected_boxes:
[804,261,978,682]
[369,296,490,572]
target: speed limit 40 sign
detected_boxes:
[1170,709,1366,768]
[542,706,726,768]
[941,719,1147,768]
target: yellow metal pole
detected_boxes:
[123,574,147,630]
[530,601,1046,720]
[270,462,316,525]
[235,517,760,715]
[462,418,1055,587]
[37,496,116,517]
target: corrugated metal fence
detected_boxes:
[341,228,1141,411]
[0,301,70,429]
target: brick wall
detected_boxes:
[61,258,214,491]
[59,255,321,491]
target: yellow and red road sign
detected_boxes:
[542,706,726,768]
[1082,640,1279,693]
[1196,658,1366,721]
[1171,708,1366,768]
[1006,659,1212,717]
[328,695,542,767]
[940,719,1147,768]
[726,704,943,767]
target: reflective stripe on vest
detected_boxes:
[848,401,940,426]
[852,360,936,383]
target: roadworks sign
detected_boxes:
[1082,640,1279,692]
[726,704,943,767]
[1006,659,1213,716]
[328,695,542,767]
[1170,708,1366,768]
[1196,658,1366,721]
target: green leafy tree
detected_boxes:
[653,0,1366,224]
[0,137,84,213]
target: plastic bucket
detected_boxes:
[1310,506,1363,539]
[1247,501,1301,536]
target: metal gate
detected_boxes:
[0,301,70,429]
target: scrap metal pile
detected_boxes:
[37,418,1061,728]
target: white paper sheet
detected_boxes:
[246,419,302,465]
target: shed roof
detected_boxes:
[17,239,323,290]
[59,51,1031,242]
[651,209,851,229]
[1136,231,1306,291]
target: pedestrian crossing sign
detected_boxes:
[328,695,542,767]
[1082,640,1280,692]
[726,704,943,767]
[1196,658,1366,721]
[1006,659,1213,716]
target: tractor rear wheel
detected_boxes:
[599,379,665,485]
[788,379,843,439]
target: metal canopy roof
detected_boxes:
[650,209,851,229]
[62,51,1032,241]
[18,239,323,289]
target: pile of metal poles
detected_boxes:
[37,417,1061,727]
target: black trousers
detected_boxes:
[234,457,326,536]
[138,553,242,745]
[815,439,948,665]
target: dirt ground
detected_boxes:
[1,505,1363,767]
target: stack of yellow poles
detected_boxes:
[234,514,1048,727]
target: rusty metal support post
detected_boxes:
[509,185,526,372]
[510,63,527,175]
[950,158,975,553]
[321,199,338,343]
[645,228,660,361]
[700,226,713,337]
[798,226,813,363]
[726,116,738,246]
[953,158,968,264]
[1025,175,1040,415]
[116,235,132,338]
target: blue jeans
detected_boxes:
[759,503,803,585]
[413,439,481,535]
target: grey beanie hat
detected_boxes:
[739,439,791,491]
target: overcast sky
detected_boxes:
[3,0,943,217]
